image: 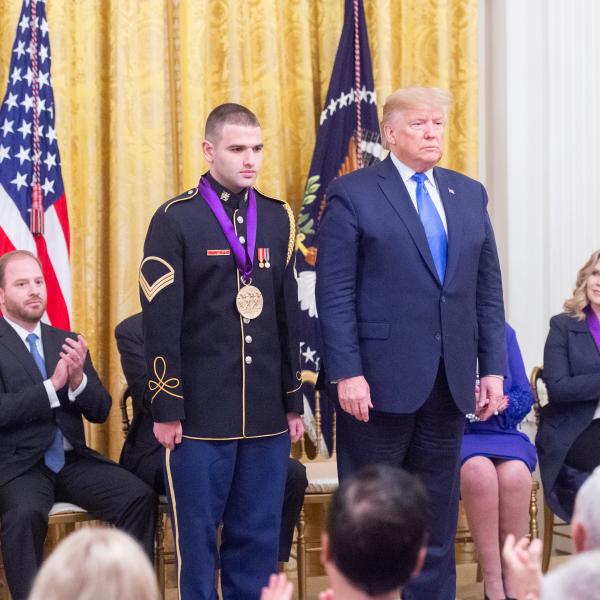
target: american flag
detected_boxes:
[0,0,71,328]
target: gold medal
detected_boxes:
[236,284,263,320]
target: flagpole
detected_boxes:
[30,0,44,235]
[353,0,363,169]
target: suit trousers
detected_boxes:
[336,361,465,600]
[164,433,290,600]
[0,452,156,600]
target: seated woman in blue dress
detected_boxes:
[536,249,600,523]
[460,322,536,600]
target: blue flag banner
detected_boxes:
[296,0,383,455]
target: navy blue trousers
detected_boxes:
[336,363,464,600]
[164,434,290,600]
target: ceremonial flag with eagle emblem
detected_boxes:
[296,0,383,453]
[0,0,71,328]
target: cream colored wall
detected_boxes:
[480,0,600,374]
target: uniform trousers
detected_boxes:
[336,361,465,600]
[0,451,156,600]
[165,433,290,600]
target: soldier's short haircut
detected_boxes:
[327,464,428,596]
[0,250,42,288]
[204,103,260,142]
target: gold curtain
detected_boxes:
[0,0,478,460]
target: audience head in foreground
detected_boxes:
[323,464,428,599]
[572,466,600,553]
[541,550,600,600]
[261,464,428,600]
[502,468,600,600]
[28,527,160,600]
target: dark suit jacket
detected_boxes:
[116,313,163,490]
[536,312,600,498]
[316,156,505,414]
[0,319,112,487]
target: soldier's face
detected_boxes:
[203,124,264,193]
[0,256,47,327]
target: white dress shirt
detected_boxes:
[389,152,448,234]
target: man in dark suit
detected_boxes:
[0,250,156,600]
[316,87,506,600]
[116,312,307,563]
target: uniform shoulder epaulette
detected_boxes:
[163,187,198,212]
[254,189,295,266]
[254,187,284,203]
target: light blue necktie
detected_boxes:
[26,333,65,473]
[412,172,447,283]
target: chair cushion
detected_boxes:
[49,502,88,516]
[305,460,338,494]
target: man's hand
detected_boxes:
[154,420,183,450]
[287,413,304,443]
[50,357,69,391]
[502,534,543,600]
[60,335,88,390]
[476,375,505,420]
[260,573,293,600]
[319,590,335,600]
[337,375,372,422]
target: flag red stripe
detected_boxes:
[52,194,70,253]
[34,236,70,329]
[0,228,17,257]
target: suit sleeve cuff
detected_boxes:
[68,373,88,401]
[44,379,60,408]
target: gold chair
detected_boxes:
[530,366,572,572]
[0,502,101,600]
[295,390,338,600]
[119,388,174,596]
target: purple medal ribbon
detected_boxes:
[585,305,600,353]
[198,176,257,283]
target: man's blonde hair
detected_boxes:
[28,528,160,600]
[380,87,453,149]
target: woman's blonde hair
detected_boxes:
[563,249,600,320]
[28,527,160,600]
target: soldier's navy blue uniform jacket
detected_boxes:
[139,177,303,440]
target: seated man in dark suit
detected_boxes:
[0,250,156,600]
[116,312,307,563]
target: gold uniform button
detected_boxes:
[245,356,253,364]
[243,318,250,325]
[245,335,252,344]
[239,236,246,244]
[237,216,244,223]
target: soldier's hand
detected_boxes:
[154,420,183,450]
[286,413,304,443]
[337,376,373,422]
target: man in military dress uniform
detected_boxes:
[139,103,304,600]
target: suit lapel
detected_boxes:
[434,168,463,287]
[376,156,441,285]
[0,319,44,383]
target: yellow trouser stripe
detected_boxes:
[165,448,182,600]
